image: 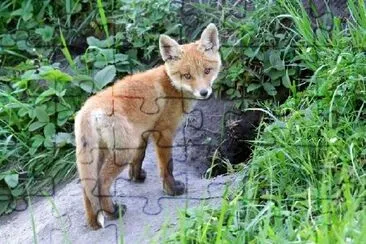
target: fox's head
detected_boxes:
[159,23,221,99]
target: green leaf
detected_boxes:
[31,135,44,148]
[87,36,114,48]
[44,123,56,139]
[21,69,41,81]
[38,89,56,97]
[269,50,284,70]
[234,100,242,108]
[80,81,95,93]
[114,53,129,63]
[74,75,95,93]
[226,88,235,95]
[46,101,57,115]
[247,83,262,93]
[0,185,11,201]
[241,33,251,46]
[94,65,116,90]
[11,187,25,197]
[57,110,73,126]
[0,201,9,215]
[35,89,56,104]
[44,137,54,148]
[18,108,28,117]
[40,69,72,83]
[234,90,241,98]
[35,107,49,123]
[243,47,259,58]
[282,70,291,88]
[56,103,71,112]
[1,34,15,47]
[87,36,101,46]
[263,82,277,96]
[272,79,281,86]
[29,121,47,131]
[11,0,33,21]
[267,70,284,81]
[35,25,54,42]
[55,90,66,97]
[5,174,18,188]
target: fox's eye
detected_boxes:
[183,73,192,79]
[204,68,211,74]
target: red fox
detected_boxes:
[74,23,221,229]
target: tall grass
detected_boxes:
[161,0,366,242]
[97,0,109,38]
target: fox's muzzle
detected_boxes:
[194,87,212,99]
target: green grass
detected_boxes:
[160,0,366,243]
[96,0,109,38]
[1,1,365,242]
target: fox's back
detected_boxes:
[76,65,187,131]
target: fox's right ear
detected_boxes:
[159,35,181,62]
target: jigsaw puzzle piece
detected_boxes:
[174,98,234,172]
[25,177,120,242]
[0,175,55,216]
[136,172,234,233]
[172,127,189,162]
[47,213,72,244]
[48,222,119,244]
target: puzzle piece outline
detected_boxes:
[0,1,353,243]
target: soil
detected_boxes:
[0,97,242,244]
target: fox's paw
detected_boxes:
[163,180,186,196]
[129,168,146,183]
[101,203,127,221]
[111,203,127,219]
[96,204,126,228]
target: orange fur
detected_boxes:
[74,23,221,229]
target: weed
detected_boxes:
[161,0,366,242]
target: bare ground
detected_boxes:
[0,98,237,244]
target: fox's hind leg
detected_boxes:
[98,151,127,219]
[77,168,102,229]
[82,187,100,229]
[76,141,102,229]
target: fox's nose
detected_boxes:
[200,89,208,97]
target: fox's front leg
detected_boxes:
[152,131,185,195]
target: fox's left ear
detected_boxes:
[198,23,219,52]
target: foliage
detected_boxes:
[162,0,366,242]
[0,0,180,215]
[183,1,305,109]
[0,0,100,65]
[0,63,83,214]
[217,2,303,109]
[111,0,180,65]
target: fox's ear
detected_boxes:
[159,35,181,62]
[199,23,219,52]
